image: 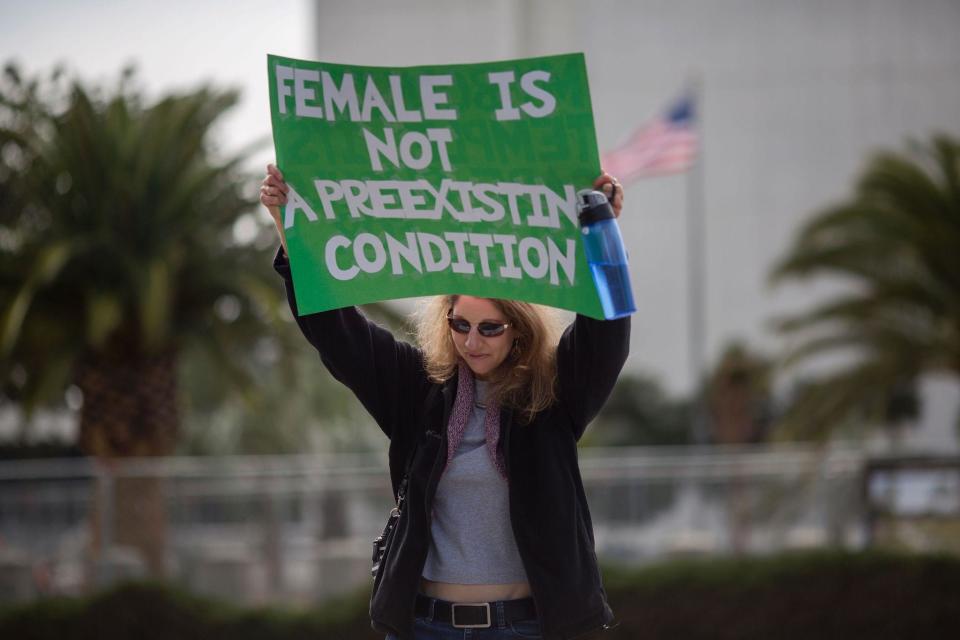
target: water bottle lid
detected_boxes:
[576,189,615,225]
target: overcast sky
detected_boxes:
[1,0,312,167]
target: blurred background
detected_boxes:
[1,1,959,637]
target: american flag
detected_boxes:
[601,94,698,183]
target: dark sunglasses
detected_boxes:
[447,314,511,338]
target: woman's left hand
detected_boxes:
[593,172,624,218]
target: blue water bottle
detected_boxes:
[577,189,636,319]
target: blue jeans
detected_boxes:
[385,599,543,639]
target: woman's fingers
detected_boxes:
[259,185,287,207]
[259,184,287,207]
[610,182,623,217]
[593,171,624,218]
[260,163,289,208]
[262,167,289,191]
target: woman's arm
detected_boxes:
[556,314,630,440]
[273,251,429,439]
[262,164,429,440]
[556,171,630,439]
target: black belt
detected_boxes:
[414,593,537,629]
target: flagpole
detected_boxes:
[686,74,709,446]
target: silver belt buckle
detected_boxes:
[451,602,491,629]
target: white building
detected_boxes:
[312,0,960,450]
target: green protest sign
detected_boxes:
[268,53,606,318]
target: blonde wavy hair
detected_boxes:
[416,295,563,422]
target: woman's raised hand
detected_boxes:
[260,163,290,253]
[593,172,623,218]
[260,163,289,220]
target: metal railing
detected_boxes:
[0,444,877,605]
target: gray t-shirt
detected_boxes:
[422,380,529,584]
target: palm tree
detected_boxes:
[0,64,288,574]
[768,134,960,440]
[707,341,773,445]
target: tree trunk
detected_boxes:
[76,339,179,578]
[709,348,769,554]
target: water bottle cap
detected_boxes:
[576,189,615,225]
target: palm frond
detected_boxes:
[1,239,76,354]
[770,134,960,436]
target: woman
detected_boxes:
[261,165,629,640]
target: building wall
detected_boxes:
[312,0,960,447]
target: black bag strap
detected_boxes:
[394,440,420,514]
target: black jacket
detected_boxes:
[275,249,630,640]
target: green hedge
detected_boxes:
[602,550,960,639]
[2,551,959,639]
[0,582,379,640]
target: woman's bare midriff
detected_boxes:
[420,577,532,602]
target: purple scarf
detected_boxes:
[444,363,507,480]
